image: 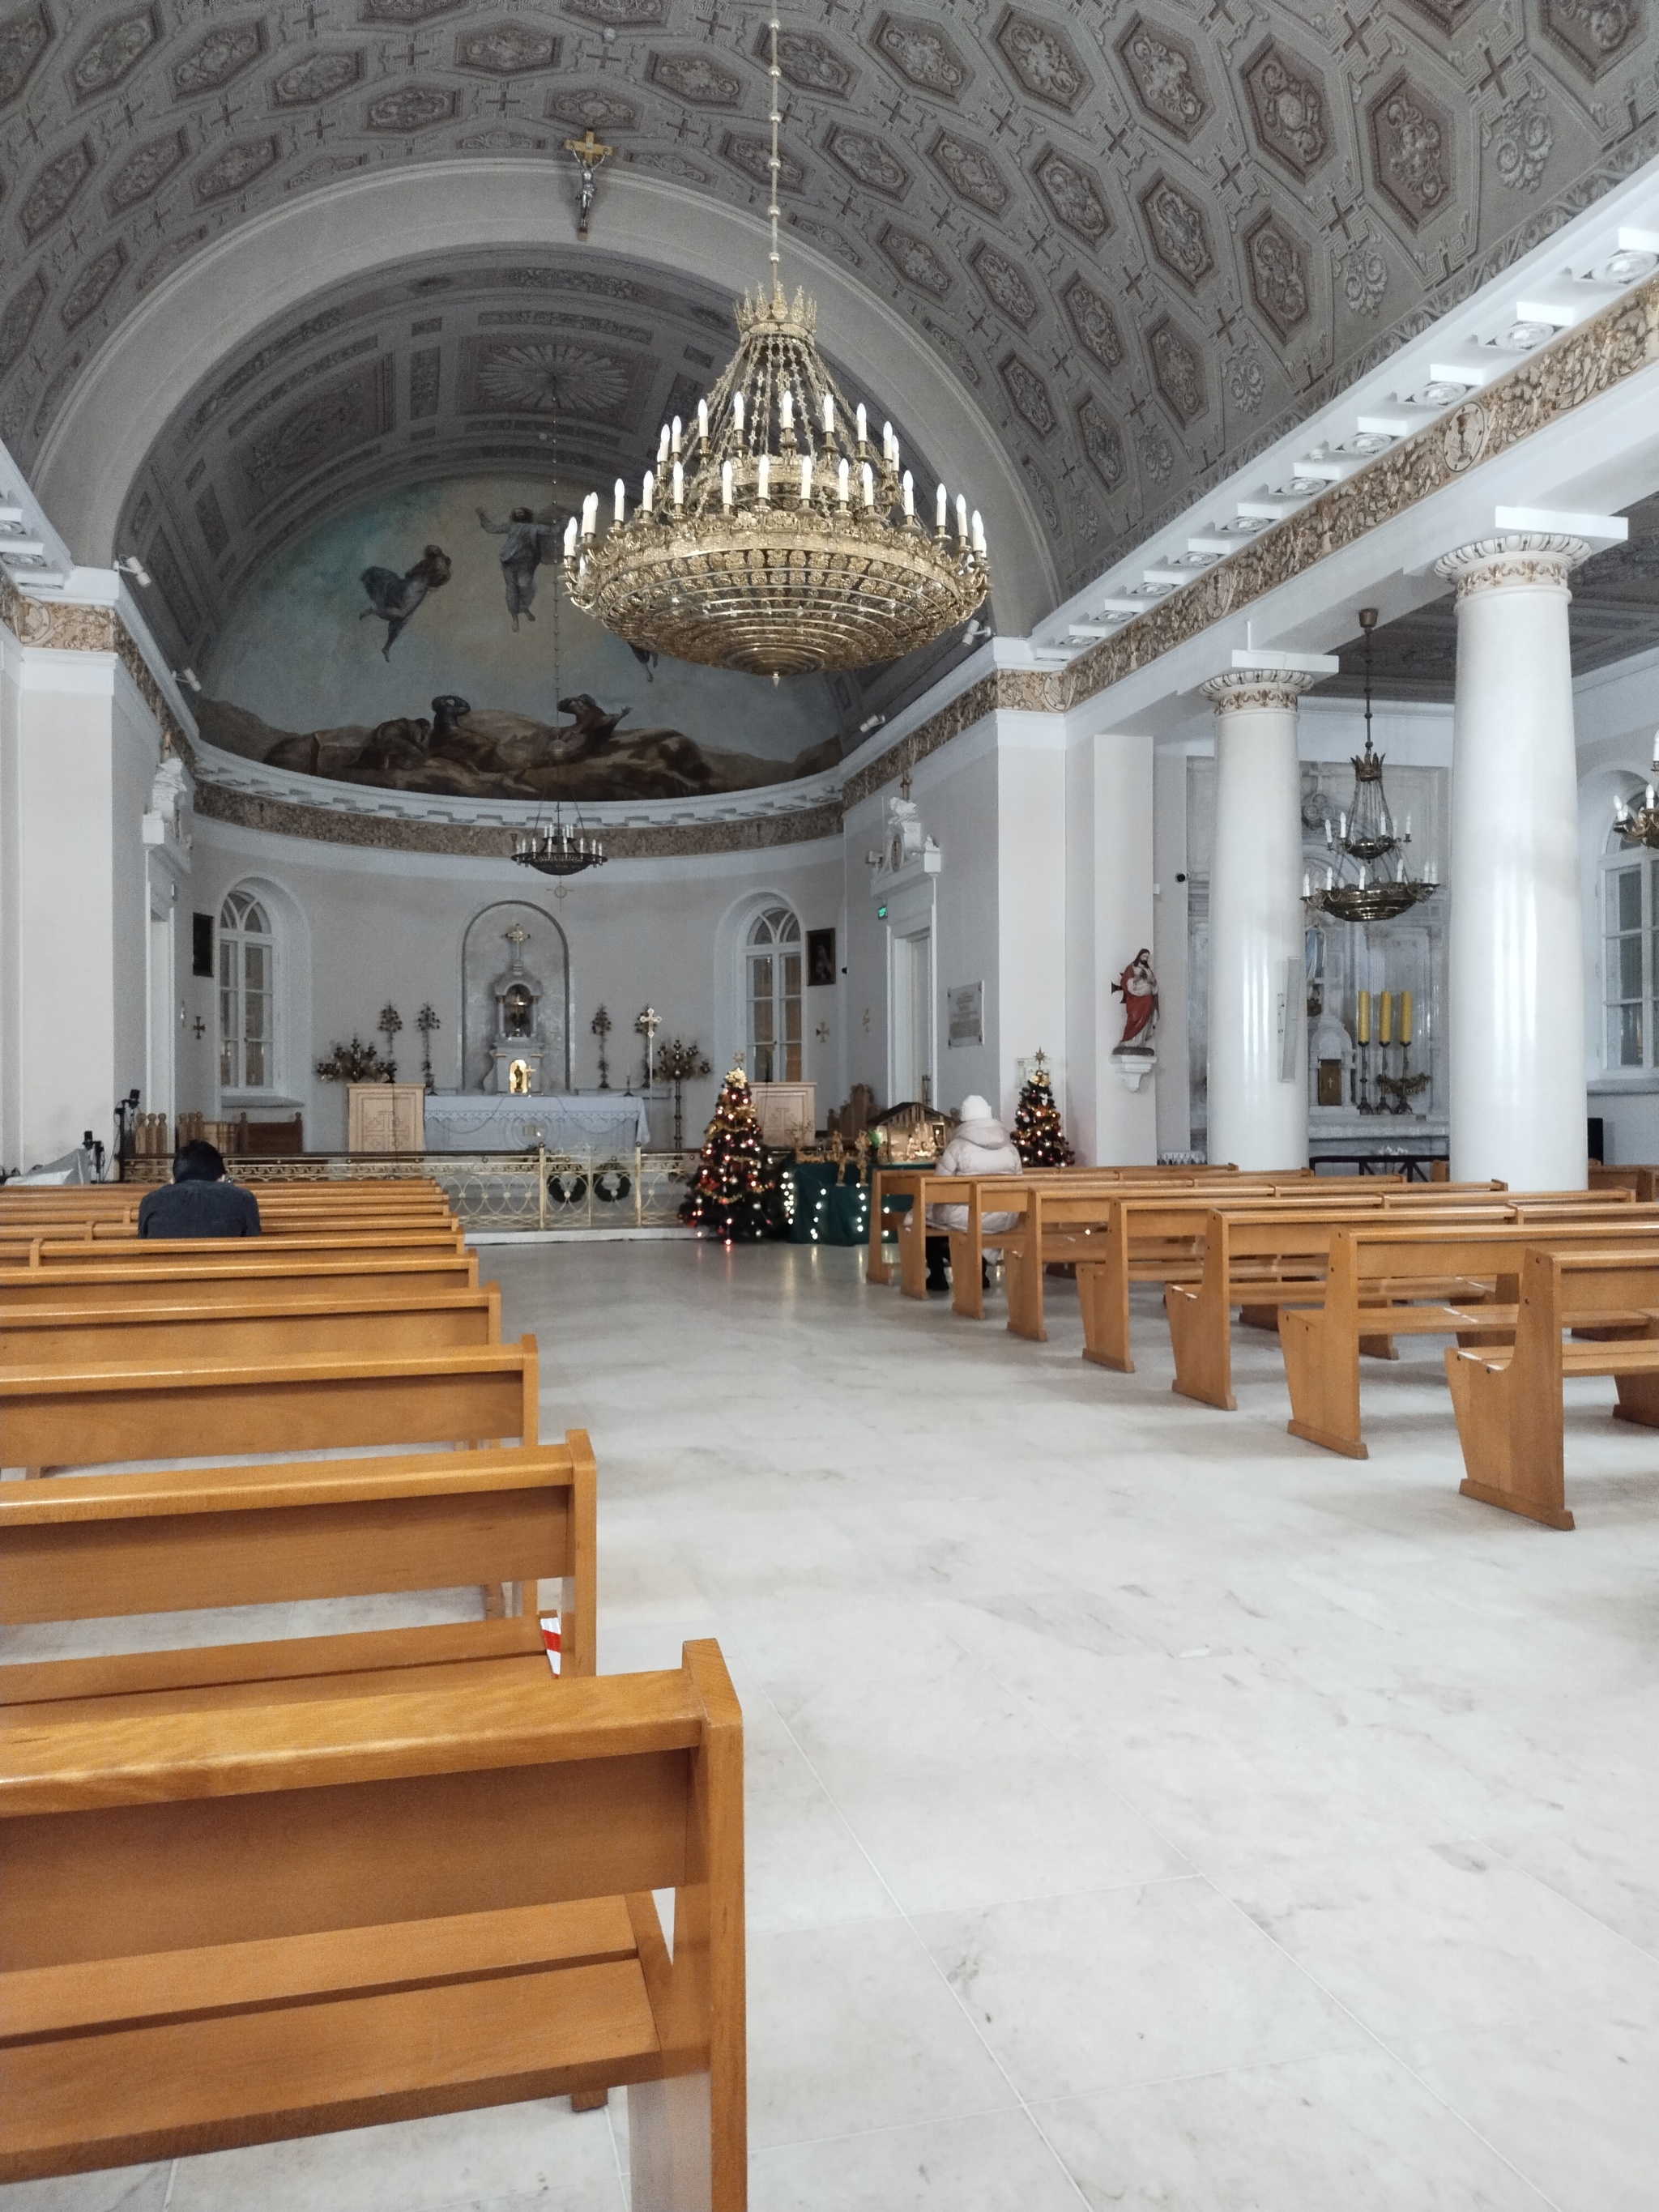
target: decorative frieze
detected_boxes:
[1200,669,1319,714]
[193,782,844,859]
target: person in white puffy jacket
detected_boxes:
[923,1094,1023,1293]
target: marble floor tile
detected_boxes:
[748,2108,1083,2209]
[913,1879,1371,2100]
[1034,2047,1550,2210]
[746,1918,1017,2149]
[1223,1837,1659,2043]
[0,2167,172,2212]
[740,1691,902,1934]
[1400,2008,1659,2212]
[165,2098,624,2212]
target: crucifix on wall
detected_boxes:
[564,130,613,241]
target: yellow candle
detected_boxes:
[1380,990,1392,1046]
[1401,991,1414,1046]
[1357,989,1370,1044]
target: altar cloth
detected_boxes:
[423,1093,651,1155]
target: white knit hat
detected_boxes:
[958,1094,993,1121]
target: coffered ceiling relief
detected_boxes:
[3,0,1656,614]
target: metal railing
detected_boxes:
[132,1149,697,1232]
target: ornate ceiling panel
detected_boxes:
[2,0,1656,607]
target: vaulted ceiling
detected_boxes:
[3,0,1656,619]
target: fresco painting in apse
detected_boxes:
[197,476,843,803]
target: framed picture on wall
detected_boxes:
[806,927,836,987]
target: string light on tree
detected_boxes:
[680,1059,776,1242]
[1011,1050,1075,1166]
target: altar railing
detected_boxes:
[122,1149,697,1232]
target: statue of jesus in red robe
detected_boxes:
[1111,949,1158,1052]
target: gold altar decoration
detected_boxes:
[562,19,989,677]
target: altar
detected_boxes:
[422,1093,651,1156]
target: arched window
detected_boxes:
[219,887,275,1092]
[1601,813,1658,1070]
[746,906,801,1082]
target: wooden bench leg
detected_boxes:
[1166,1284,1235,1411]
[898,1212,928,1300]
[1004,1246,1046,1340]
[571,2088,609,2112]
[1237,1304,1280,1333]
[1446,1349,1574,1531]
[480,1583,507,1619]
[1358,1334,1400,1361]
[1077,1262,1133,1372]
[1612,1370,1659,1427]
[1282,1309,1367,1459]
[947,1230,983,1319]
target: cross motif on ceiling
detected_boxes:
[1212,301,1243,346]
[1475,43,1513,101]
[1337,10,1376,62]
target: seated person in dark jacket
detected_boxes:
[136,1140,262,1238]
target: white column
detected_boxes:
[1064,729,1157,1164]
[1200,670,1317,1170]
[1435,532,1593,1190]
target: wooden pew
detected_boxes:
[0,1250,480,1311]
[1589,1163,1659,1203]
[1446,1244,1659,1528]
[864,1161,1245,1290]
[0,1339,539,1474]
[0,1639,745,2204]
[1162,1201,1658,1417]
[0,1434,596,1697]
[1015,1180,1480,1349]
[3,1226,467,1270]
[0,1283,502,1367]
[1278,1216,1659,1457]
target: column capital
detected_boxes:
[1200,667,1320,715]
[1433,533,1591,596]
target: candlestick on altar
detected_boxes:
[1380,990,1393,1046]
[1401,990,1414,1046]
[1357,989,1371,1045]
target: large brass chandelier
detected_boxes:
[562,19,990,677]
[1303,607,1439,925]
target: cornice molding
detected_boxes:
[1058,274,1659,710]
[0,570,195,761]
[194,780,843,859]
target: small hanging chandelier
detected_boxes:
[562,18,990,677]
[1613,731,1659,849]
[1303,607,1439,924]
[512,802,607,879]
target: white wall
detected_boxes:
[190,818,844,1151]
[0,640,163,1170]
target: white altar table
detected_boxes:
[423,1094,651,1155]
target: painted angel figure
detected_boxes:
[477,505,564,630]
[359,544,452,659]
[1111,948,1158,1052]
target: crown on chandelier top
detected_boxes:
[736,283,817,340]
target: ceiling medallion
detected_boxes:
[1303,607,1439,924]
[563,18,990,678]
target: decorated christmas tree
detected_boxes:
[680,1060,775,1239]
[1011,1049,1075,1166]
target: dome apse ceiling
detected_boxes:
[3,0,1657,627]
[106,245,945,688]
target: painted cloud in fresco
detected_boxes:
[197,474,843,803]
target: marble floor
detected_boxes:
[6,1239,1659,2211]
